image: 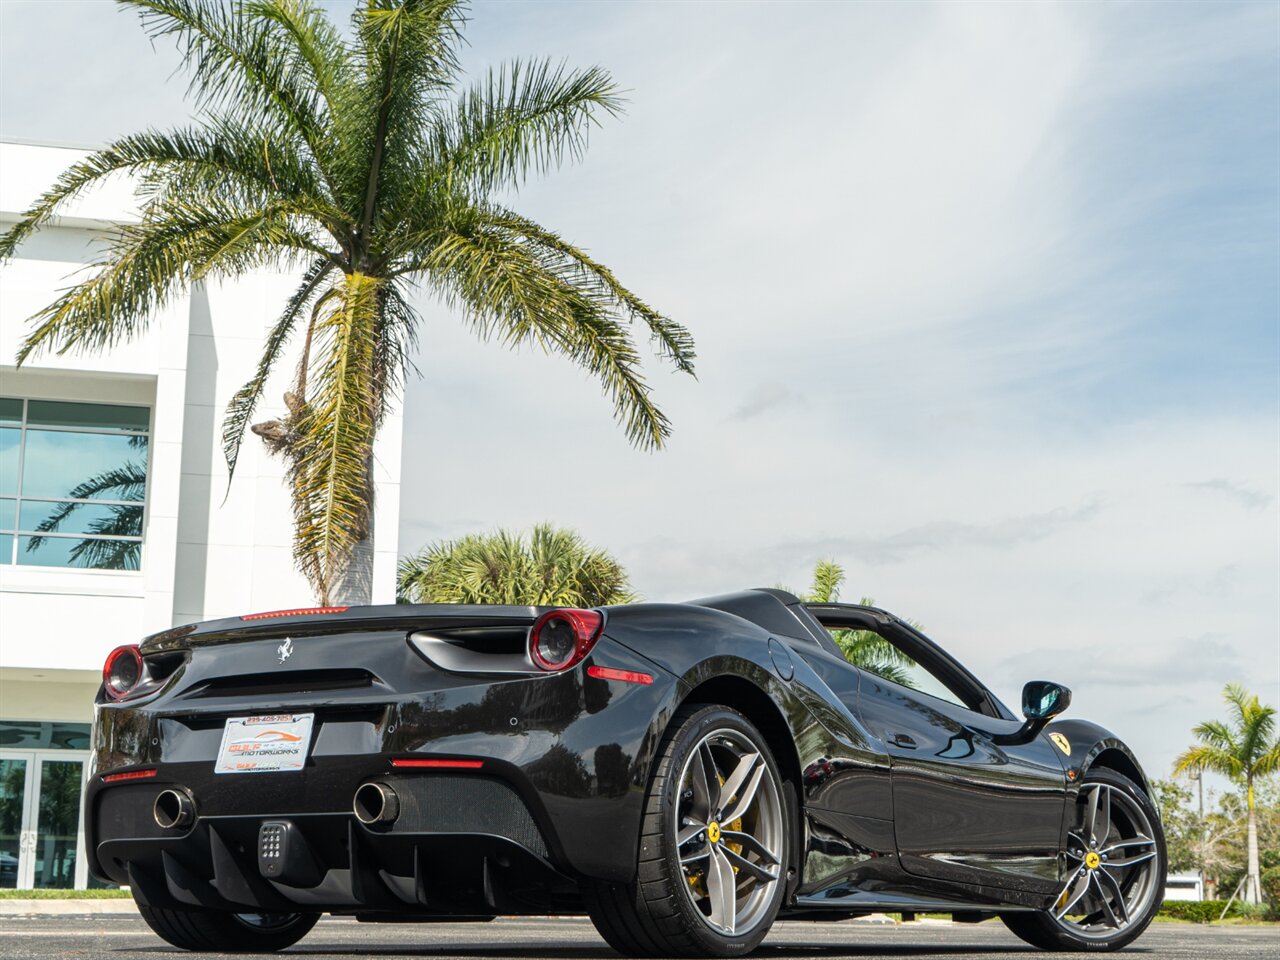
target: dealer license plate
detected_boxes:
[214,714,314,774]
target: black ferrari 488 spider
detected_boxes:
[89,589,1165,954]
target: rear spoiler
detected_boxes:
[140,603,551,654]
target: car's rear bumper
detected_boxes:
[86,635,678,910]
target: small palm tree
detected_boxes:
[791,559,917,686]
[0,0,693,604]
[1174,683,1280,904]
[397,523,635,607]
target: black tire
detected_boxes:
[1001,768,1166,952]
[136,901,320,952]
[584,704,792,958]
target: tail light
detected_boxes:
[103,645,144,700]
[528,609,604,671]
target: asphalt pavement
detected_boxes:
[0,916,1276,959]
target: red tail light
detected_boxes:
[102,768,157,783]
[391,758,484,770]
[103,645,144,700]
[528,609,604,671]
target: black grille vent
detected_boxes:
[382,775,548,857]
[182,669,378,700]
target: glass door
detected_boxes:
[0,750,89,889]
[0,754,32,888]
[31,754,87,888]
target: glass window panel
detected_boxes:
[20,430,148,501]
[0,428,17,495]
[34,759,84,888]
[827,627,967,707]
[17,535,142,571]
[0,534,12,565]
[0,721,92,751]
[0,758,27,889]
[0,398,20,426]
[19,501,143,538]
[26,400,149,432]
[0,498,14,531]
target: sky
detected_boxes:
[1,0,1277,784]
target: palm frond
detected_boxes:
[423,219,671,449]
[121,0,330,158]
[17,198,328,364]
[433,58,623,196]
[287,271,382,602]
[347,0,467,238]
[1174,743,1244,780]
[222,257,335,481]
[457,207,695,374]
[807,559,844,604]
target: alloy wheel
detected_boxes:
[674,727,784,936]
[1051,782,1162,940]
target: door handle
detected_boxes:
[890,733,917,749]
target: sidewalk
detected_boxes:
[0,899,139,916]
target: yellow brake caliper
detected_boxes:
[687,775,744,896]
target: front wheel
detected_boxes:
[1001,767,1165,951]
[137,902,319,952]
[585,704,791,957]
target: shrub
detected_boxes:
[1261,866,1280,908]
[1158,899,1239,923]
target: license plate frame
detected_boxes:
[214,713,315,774]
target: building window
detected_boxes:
[0,397,149,571]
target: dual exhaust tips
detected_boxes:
[151,782,400,830]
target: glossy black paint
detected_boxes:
[86,591,1153,921]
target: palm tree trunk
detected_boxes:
[331,456,376,605]
[1246,779,1261,904]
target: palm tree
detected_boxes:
[0,0,694,604]
[1174,683,1280,904]
[397,523,635,606]
[790,559,917,687]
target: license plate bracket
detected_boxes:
[214,713,314,774]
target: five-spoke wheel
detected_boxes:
[675,727,785,936]
[1003,767,1166,951]
[584,705,791,957]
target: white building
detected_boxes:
[0,141,403,889]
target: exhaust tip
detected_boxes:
[153,789,195,830]
[353,782,399,825]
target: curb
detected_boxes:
[0,899,139,916]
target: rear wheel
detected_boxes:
[1001,768,1165,951]
[584,704,790,957]
[136,902,319,952]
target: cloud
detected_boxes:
[0,0,1274,790]
[729,382,803,421]
[792,498,1104,565]
[1184,479,1273,512]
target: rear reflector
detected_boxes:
[241,606,349,620]
[587,665,654,685]
[103,768,157,783]
[390,758,484,770]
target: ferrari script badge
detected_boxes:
[1049,732,1071,755]
[277,637,294,663]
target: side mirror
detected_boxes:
[993,680,1072,745]
[1022,680,1072,721]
